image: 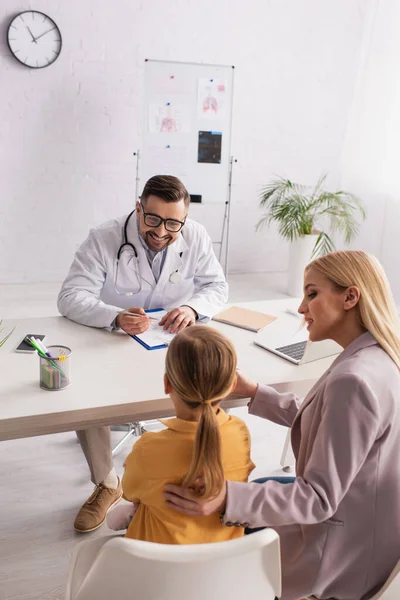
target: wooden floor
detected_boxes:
[0,274,290,600]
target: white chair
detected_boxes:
[305,559,400,600]
[65,529,281,600]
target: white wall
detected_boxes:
[340,0,400,301]
[0,0,369,283]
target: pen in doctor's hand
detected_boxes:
[116,308,153,335]
[118,309,157,320]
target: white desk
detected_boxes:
[0,300,336,441]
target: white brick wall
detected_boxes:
[0,0,368,283]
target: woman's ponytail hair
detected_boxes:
[165,326,237,498]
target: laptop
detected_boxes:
[253,313,342,365]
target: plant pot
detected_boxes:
[287,234,319,297]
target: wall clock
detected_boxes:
[7,11,62,69]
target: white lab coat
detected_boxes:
[57,214,228,328]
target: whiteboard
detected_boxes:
[140,59,234,257]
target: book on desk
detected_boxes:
[212,306,277,333]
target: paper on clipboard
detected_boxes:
[132,310,176,350]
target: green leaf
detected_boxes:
[311,232,335,258]
[0,326,15,347]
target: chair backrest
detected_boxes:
[65,529,281,600]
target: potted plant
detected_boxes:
[256,175,366,296]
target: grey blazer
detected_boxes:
[224,332,400,600]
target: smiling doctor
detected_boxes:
[58,174,228,533]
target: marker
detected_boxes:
[33,337,52,357]
[28,337,66,376]
[25,336,46,356]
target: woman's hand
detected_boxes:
[164,482,227,517]
[234,370,258,399]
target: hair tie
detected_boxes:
[203,399,214,405]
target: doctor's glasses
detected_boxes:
[141,208,186,233]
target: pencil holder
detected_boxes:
[39,345,71,391]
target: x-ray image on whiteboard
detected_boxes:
[198,131,222,164]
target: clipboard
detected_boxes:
[130,309,176,350]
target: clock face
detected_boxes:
[7,11,62,69]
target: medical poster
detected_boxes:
[197,78,227,119]
[149,104,191,133]
[149,75,192,95]
[197,131,222,164]
[146,145,190,176]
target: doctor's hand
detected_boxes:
[159,306,197,334]
[116,308,151,335]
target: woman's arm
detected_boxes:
[224,372,380,528]
[235,370,302,428]
[165,373,380,526]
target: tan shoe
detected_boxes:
[74,478,123,533]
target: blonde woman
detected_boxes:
[108,326,255,544]
[165,251,400,600]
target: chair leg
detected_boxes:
[280,428,295,472]
[111,422,145,456]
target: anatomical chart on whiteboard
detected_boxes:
[146,146,190,176]
[197,78,227,119]
[149,104,191,133]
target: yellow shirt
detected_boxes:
[122,409,255,544]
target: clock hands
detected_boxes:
[26,26,37,43]
[34,27,56,41]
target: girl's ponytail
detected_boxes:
[182,400,224,498]
[165,326,237,498]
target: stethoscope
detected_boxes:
[114,209,183,296]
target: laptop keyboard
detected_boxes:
[275,341,307,361]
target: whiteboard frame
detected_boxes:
[139,58,235,272]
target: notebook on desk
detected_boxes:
[130,309,176,350]
[213,306,277,332]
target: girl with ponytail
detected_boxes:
[108,326,255,544]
